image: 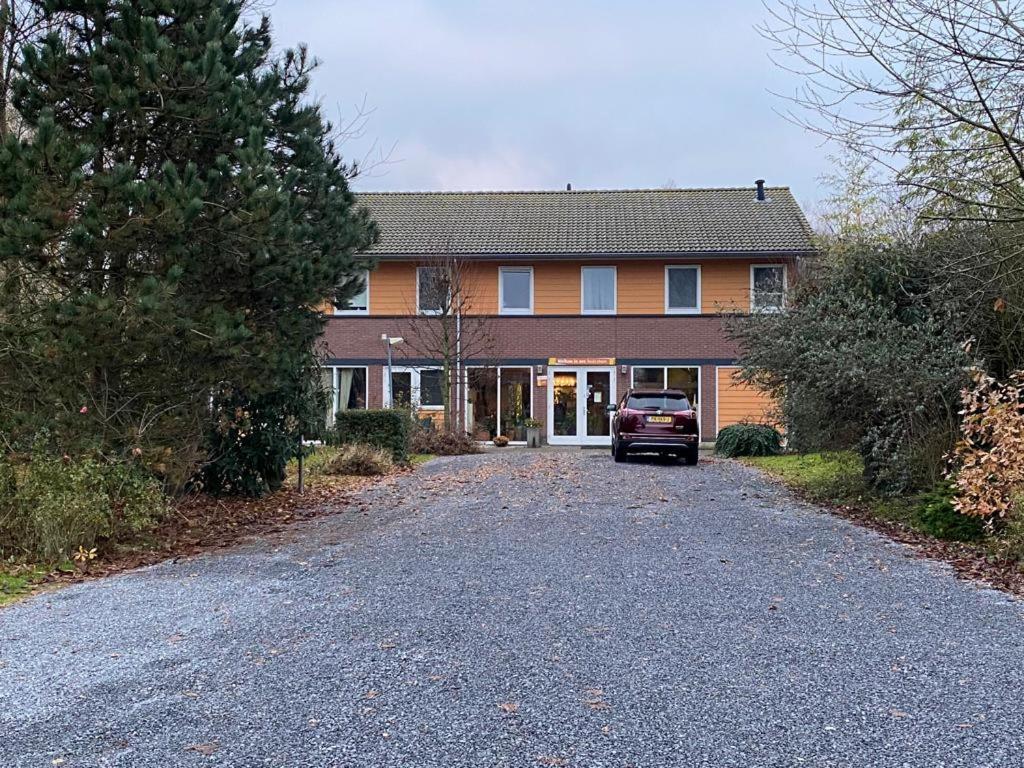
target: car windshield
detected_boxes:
[627,394,690,411]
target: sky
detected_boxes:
[268,0,835,214]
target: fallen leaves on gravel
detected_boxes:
[497,701,519,714]
[28,474,382,596]
[184,742,219,756]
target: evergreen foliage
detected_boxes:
[0,1,376,493]
[332,410,410,463]
[715,423,783,458]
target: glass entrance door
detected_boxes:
[547,367,615,445]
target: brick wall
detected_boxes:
[327,315,741,441]
[322,315,742,362]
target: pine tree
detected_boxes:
[0,0,376,491]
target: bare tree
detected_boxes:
[762,0,1024,222]
[396,253,496,433]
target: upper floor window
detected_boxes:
[417,266,449,315]
[751,264,787,312]
[335,270,369,315]
[665,266,700,314]
[499,267,533,315]
[581,266,616,315]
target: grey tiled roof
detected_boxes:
[357,187,814,257]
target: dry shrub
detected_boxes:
[409,424,479,456]
[326,443,393,476]
[949,370,1024,519]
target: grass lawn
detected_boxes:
[0,566,49,607]
[410,453,436,465]
[741,451,920,530]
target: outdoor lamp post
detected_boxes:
[381,333,404,407]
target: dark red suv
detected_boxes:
[608,389,700,464]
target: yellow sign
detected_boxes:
[547,357,616,366]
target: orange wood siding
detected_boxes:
[716,366,776,432]
[362,258,789,315]
[701,260,751,313]
[618,262,665,313]
[533,261,582,314]
[370,262,416,314]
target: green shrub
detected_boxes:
[325,444,394,476]
[915,482,986,542]
[409,424,479,456]
[0,456,167,561]
[333,409,410,462]
[715,423,783,457]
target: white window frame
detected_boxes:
[334,270,370,315]
[750,263,788,313]
[664,265,701,315]
[416,266,447,316]
[580,265,617,315]
[498,266,534,315]
[463,365,535,444]
[629,365,701,431]
[322,365,369,425]
[384,366,445,410]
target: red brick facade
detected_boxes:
[322,315,741,442]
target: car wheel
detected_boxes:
[684,448,699,466]
[613,441,627,463]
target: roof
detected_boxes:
[357,187,814,258]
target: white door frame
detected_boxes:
[547,366,616,446]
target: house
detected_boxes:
[321,183,814,446]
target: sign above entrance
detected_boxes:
[547,357,616,367]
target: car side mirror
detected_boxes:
[605,404,617,413]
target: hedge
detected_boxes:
[333,409,409,462]
[715,423,783,458]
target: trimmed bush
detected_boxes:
[334,409,409,462]
[715,423,783,458]
[326,444,394,476]
[409,424,479,456]
[916,482,986,542]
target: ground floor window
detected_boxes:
[631,366,699,410]
[385,367,444,409]
[466,366,533,442]
[322,366,367,425]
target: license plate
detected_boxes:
[646,415,673,423]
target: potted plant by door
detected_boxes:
[524,418,543,448]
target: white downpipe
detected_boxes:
[455,304,463,433]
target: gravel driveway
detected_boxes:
[3,450,1024,767]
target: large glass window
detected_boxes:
[335,270,368,314]
[581,266,616,314]
[323,367,367,425]
[387,368,443,408]
[467,369,499,440]
[389,371,412,408]
[417,267,448,314]
[751,265,786,312]
[499,267,533,314]
[466,367,533,442]
[665,266,699,313]
[499,368,532,441]
[632,367,665,388]
[419,369,444,407]
[631,366,699,411]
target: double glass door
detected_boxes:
[547,367,615,445]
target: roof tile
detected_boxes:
[357,187,814,257]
